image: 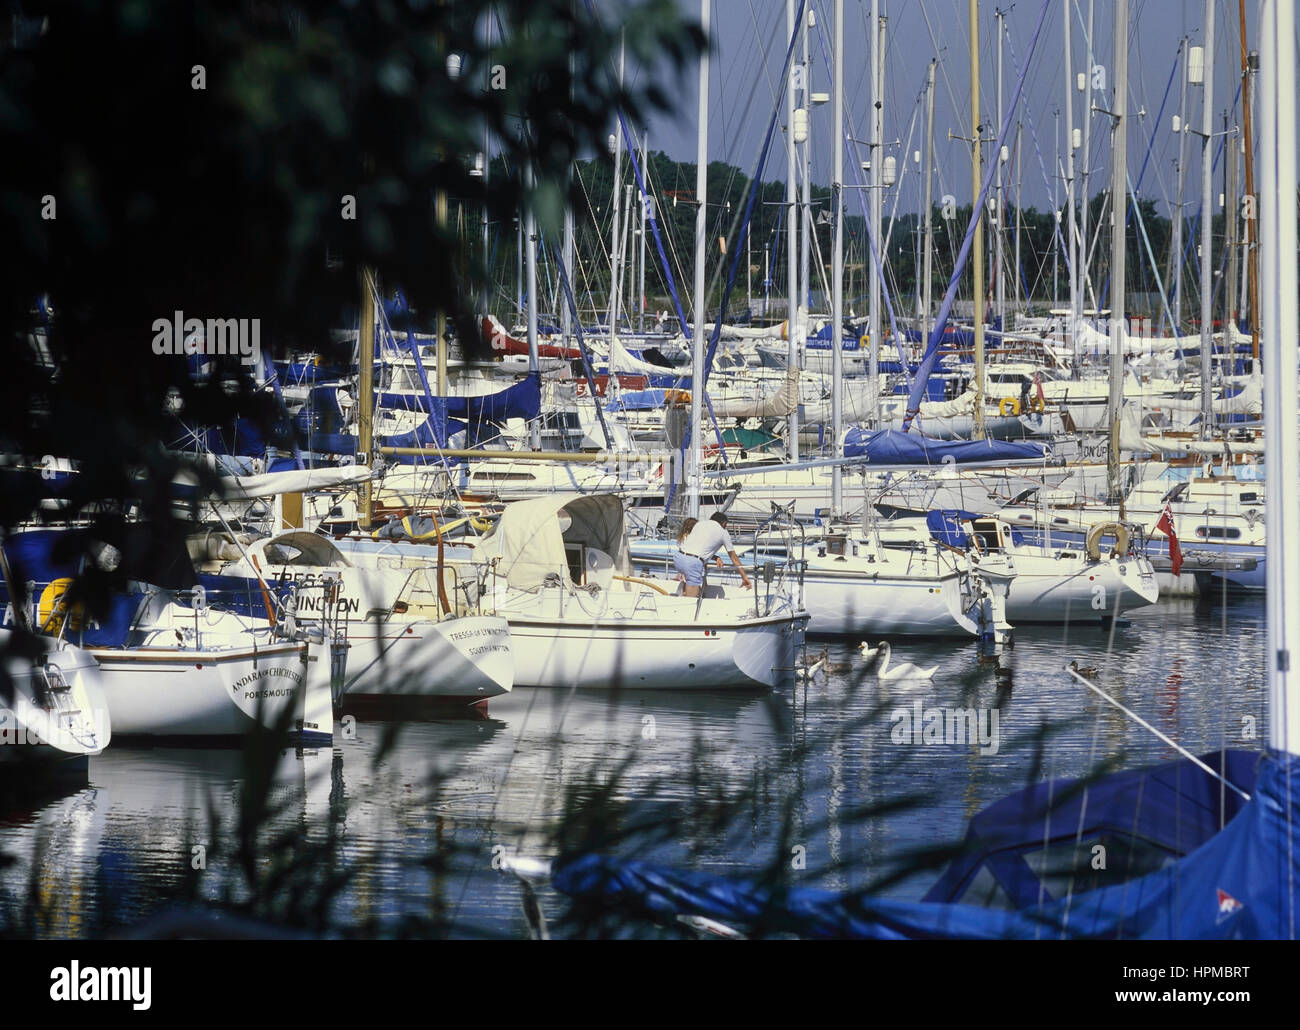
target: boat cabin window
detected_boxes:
[1195,526,1241,540]
[1161,483,1189,504]
[825,534,849,557]
[565,543,585,584]
[471,471,537,482]
[972,520,1003,553]
[262,536,344,566]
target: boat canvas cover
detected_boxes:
[1,527,197,646]
[475,492,631,593]
[551,751,1297,939]
[844,429,1050,465]
[376,372,542,423]
[924,510,982,549]
[708,369,800,418]
[924,511,1026,550]
[199,465,373,500]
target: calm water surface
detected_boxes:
[0,593,1268,937]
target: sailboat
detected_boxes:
[446,492,807,689]
[2,528,333,743]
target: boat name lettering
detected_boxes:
[231,667,304,691]
[449,627,507,641]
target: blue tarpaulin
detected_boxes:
[376,372,541,423]
[843,429,1050,465]
[604,389,685,413]
[924,510,1025,549]
[924,510,983,549]
[550,750,1299,938]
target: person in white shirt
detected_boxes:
[673,512,752,597]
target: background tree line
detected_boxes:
[465,151,1265,329]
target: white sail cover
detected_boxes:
[209,464,374,500]
[1075,320,1225,356]
[684,308,814,341]
[1119,405,1266,455]
[607,334,674,376]
[709,369,800,418]
[1141,372,1263,417]
[474,492,632,592]
[916,390,978,419]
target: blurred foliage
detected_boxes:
[0,0,701,604]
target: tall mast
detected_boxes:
[607,33,625,346]
[616,183,634,336]
[970,0,986,439]
[830,0,844,511]
[922,59,936,345]
[1225,111,1239,349]
[1198,0,1216,438]
[562,40,575,349]
[482,10,493,322]
[1107,0,1129,505]
[1171,37,1190,332]
[786,0,800,457]
[1063,1,1078,348]
[1081,0,1095,319]
[639,128,649,333]
[688,0,710,519]
[524,165,541,450]
[1053,109,1060,310]
[1014,121,1023,314]
[358,269,375,530]
[995,8,1005,330]
[799,5,812,394]
[868,0,882,426]
[1259,0,1299,753]
[1238,0,1259,362]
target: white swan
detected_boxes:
[796,651,827,681]
[875,642,937,681]
[858,642,879,660]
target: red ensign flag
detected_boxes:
[1155,503,1182,576]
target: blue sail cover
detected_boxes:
[925,510,983,549]
[843,429,1050,465]
[924,510,1025,549]
[0,528,193,647]
[376,372,541,423]
[550,751,1299,938]
[605,389,686,413]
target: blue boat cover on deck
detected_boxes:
[924,509,983,549]
[0,528,195,646]
[843,428,1050,465]
[551,750,1298,938]
[376,372,541,422]
[604,389,680,412]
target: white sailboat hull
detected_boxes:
[0,634,111,765]
[795,570,979,637]
[92,640,331,742]
[341,615,513,703]
[1001,553,1160,623]
[502,612,803,689]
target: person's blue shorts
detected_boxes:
[673,550,705,586]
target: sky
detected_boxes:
[616,0,1277,218]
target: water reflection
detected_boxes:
[0,594,1270,937]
